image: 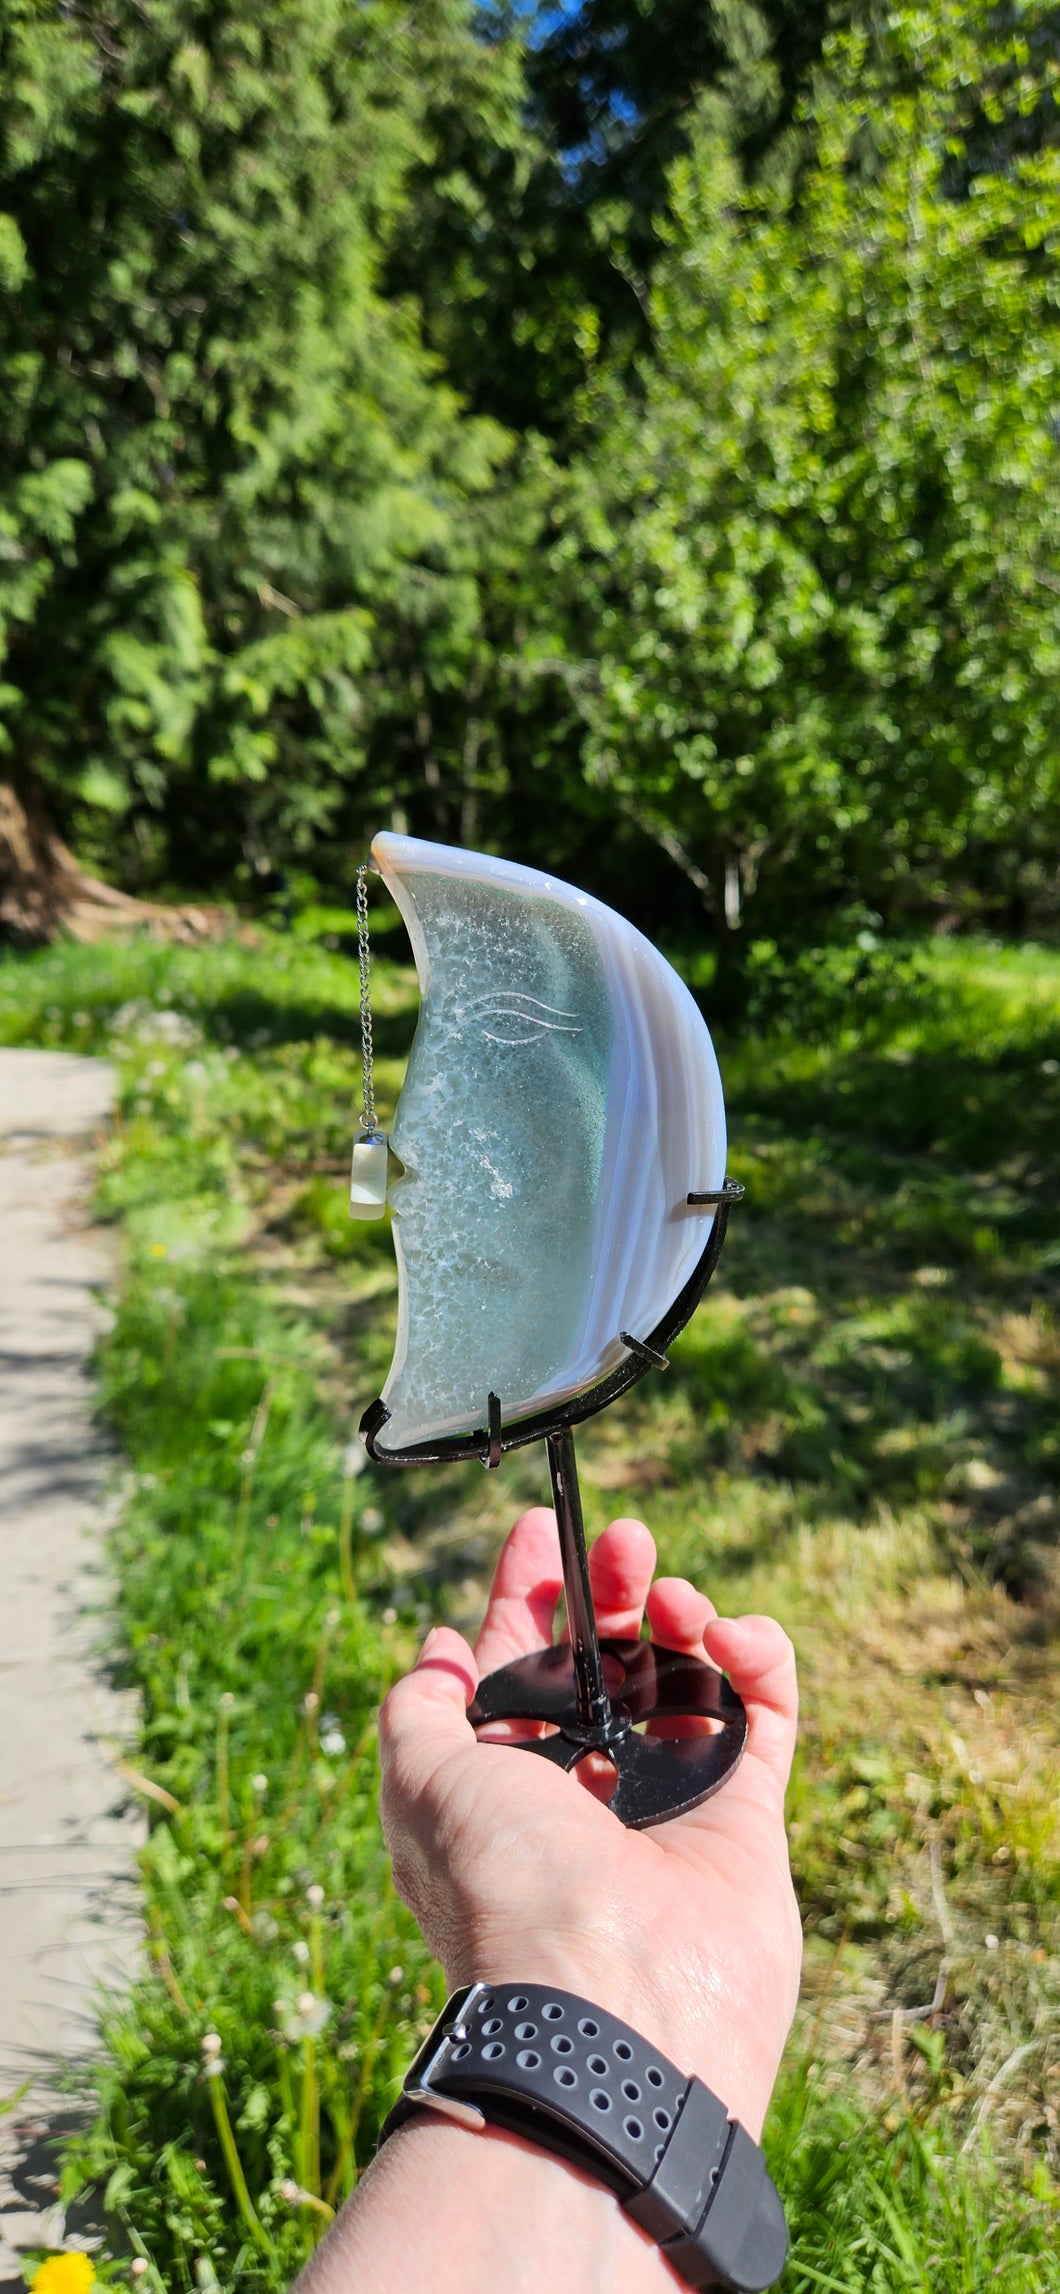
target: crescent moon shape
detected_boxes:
[371,834,726,1451]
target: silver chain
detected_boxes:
[356,864,376,1133]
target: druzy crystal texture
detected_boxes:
[372,835,726,1450]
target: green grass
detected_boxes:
[0,926,1056,2288]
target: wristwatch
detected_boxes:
[379,1982,788,2292]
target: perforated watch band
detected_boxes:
[379,1982,788,2292]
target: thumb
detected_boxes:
[377,1625,479,1798]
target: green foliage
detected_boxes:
[556,2,1060,949]
[3,1,1060,959]
[395,0,836,434]
[0,0,536,884]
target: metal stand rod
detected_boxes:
[546,1428,613,1736]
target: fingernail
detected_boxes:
[418,1627,440,1663]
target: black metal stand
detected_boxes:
[467,1428,747,1829]
[362,1177,749,1826]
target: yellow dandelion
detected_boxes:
[29,2256,96,2294]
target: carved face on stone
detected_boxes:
[371,835,726,1451]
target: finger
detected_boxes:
[645,1576,718,1653]
[562,1516,656,1641]
[377,1627,480,1924]
[472,1507,564,1677]
[703,1614,798,1786]
[377,1623,478,1798]
[638,1580,720,1741]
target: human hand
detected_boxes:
[378,1509,802,2137]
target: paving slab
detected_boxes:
[0,1051,143,2285]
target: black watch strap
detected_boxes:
[379,1982,787,2293]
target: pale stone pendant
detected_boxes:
[349,1130,389,1219]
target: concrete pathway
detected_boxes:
[0,1052,143,2285]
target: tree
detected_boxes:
[387,0,838,437]
[4,0,1059,955]
[0,0,534,926]
[550,0,1060,957]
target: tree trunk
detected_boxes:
[0,779,221,944]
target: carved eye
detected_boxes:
[467,992,582,1047]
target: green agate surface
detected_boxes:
[382,871,611,1448]
[371,832,727,1452]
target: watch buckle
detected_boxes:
[404,1981,491,2132]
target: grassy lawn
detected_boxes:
[1,922,1057,2290]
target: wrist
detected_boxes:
[301,2112,681,2294]
[400,2114,682,2290]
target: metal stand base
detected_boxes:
[468,1637,747,1828]
[466,1427,747,1828]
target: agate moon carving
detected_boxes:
[370,834,726,1454]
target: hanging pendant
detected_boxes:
[350,1128,389,1220]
